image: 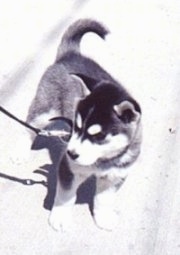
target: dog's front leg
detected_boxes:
[93,176,125,231]
[48,173,83,231]
[93,188,119,231]
[48,155,85,231]
[48,176,76,231]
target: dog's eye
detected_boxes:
[92,132,106,142]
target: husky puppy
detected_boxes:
[27,19,142,230]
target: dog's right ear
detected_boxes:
[71,73,99,92]
[113,100,141,124]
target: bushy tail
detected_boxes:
[56,19,109,61]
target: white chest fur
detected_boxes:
[68,157,131,185]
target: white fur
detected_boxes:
[76,113,83,129]
[93,207,119,231]
[87,124,102,135]
[93,187,119,230]
[48,176,80,231]
[68,132,129,165]
[98,166,131,179]
[31,109,59,130]
[48,205,73,231]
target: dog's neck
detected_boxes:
[95,143,140,170]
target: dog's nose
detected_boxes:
[67,150,79,160]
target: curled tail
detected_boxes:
[56,19,109,61]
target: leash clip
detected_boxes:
[38,129,70,138]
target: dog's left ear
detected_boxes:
[113,100,141,124]
[71,73,99,92]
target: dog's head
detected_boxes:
[67,75,142,166]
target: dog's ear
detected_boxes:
[71,73,99,92]
[113,100,141,123]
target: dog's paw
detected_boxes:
[48,206,72,231]
[93,208,119,231]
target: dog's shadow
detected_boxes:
[32,119,96,214]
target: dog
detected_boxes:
[27,19,142,231]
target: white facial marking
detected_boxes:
[68,131,129,166]
[87,124,102,135]
[68,132,80,150]
[76,113,82,129]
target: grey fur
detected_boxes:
[27,19,109,129]
[56,19,109,61]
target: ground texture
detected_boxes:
[0,1,180,254]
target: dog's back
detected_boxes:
[27,19,110,129]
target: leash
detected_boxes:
[0,172,47,186]
[0,105,70,138]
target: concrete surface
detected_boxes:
[0,0,180,254]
